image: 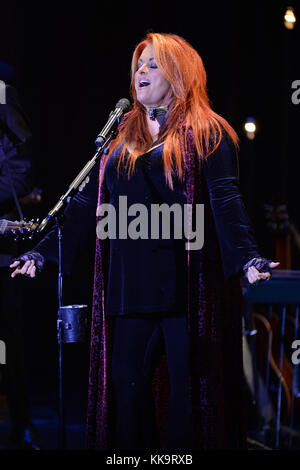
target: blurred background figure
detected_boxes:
[0,60,41,449]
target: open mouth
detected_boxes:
[139,80,151,88]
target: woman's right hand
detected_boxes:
[9,251,45,278]
[10,259,37,278]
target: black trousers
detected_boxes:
[0,267,31,435]
[111,313,192,450]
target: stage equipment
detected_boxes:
[37,98,131,234]
[59,305,88,343]
[35,98,131,448]
[284,7,296,30]
[244,117,256,140]
[243,269,300,449]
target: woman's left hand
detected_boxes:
[246,261,280,284]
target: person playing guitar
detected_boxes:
[0,63,41,449]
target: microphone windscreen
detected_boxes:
[116,98,131,112]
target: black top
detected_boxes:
[104,143,188,315]
[35,136,260,315]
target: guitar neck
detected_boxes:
[0,219,9,234]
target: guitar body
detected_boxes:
[283,312,300,423]
[262,204,300,423]
[252,312,291,422]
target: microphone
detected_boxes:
[36,98,131,234]
[95,98,131,147]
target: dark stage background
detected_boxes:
[0,1,299,447]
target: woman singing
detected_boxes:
[10,32,278,450]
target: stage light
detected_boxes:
[245,122,256,133]
[284,6,296,30]
[244,117,256,140]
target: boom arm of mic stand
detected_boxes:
[37,132,115,234]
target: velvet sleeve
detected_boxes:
[202,137,260,279]
[33,160,99,275]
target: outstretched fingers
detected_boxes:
[269,261,280,269]
[247,260,280,284]
[10,259,36,278]
[247,266,269,284]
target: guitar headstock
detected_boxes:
[0,218,39,240]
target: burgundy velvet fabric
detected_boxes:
[86,132,248,450]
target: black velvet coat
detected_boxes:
[85,133,261,449]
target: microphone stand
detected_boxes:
[56,214,65,449]
[36,122,120,449]
[37,130,117,234]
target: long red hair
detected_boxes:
[103,32,239,189]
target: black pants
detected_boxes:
[111,313,192,450]
[0,267,30,435]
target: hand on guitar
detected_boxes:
[10,251,45,278]
[243,258,280,284]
